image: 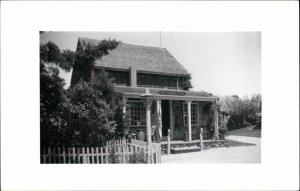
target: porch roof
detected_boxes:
[113,85,218,102]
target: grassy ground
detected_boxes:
[161,127,261,163]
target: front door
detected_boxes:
[161,100,170,137]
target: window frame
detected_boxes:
[183,102,199,126]
[127,100,146,126]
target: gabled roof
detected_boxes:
[78,37,189,76]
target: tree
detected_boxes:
[93,69,127,138]
[57,80,117,147]
[182,73,193,90]
[40,42,75,72]
[71,39,127,137]
[218,94,262,130]
[40,40,124,148]
[40,42,71,148]
[71,39,119,86]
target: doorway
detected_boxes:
[161,100,170,137]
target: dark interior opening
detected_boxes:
[161,100,170,137]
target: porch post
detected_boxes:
[155,99,162,142]
[213,102,219,140]
[141,88,153,164]
[186,100,192,142]
[145,97,153,163]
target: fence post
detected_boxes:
[200,128,204,150]
[167,129,171,155]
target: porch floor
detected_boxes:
[159,139,226,145]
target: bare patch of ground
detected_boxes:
[161,128,261,163]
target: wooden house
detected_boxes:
[76,37,219,143]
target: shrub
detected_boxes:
[129,150,147,164]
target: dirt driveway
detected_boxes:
[161,128,261,163]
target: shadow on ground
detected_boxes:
[226,139,256,147]
[228,128,261,138]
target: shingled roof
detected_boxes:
[78,37,189,76]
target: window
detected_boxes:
[137,73,181,89]
[127,100,146,126]
[183,103,199,125]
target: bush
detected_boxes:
[129,150,147,164]
[108,145,120,164]
[219,94,261,130]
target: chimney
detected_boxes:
[129,67,137,87]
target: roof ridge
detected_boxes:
[120,42,166,50]
[78,37,166,50]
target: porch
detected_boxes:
[114,86,221,157]
[160,138,228,154]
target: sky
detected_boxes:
[40,32,261,97]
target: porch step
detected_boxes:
[171,146,201,154]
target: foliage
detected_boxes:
[40,42,69,148]
[108,144,120,164]
[40,41,120,148]
[59,80,117,147]
[219,94,262,130]
[129,150,147,164]
[218,121,228,139]
[182,73,193,90]
[40,42,75,72]
[93,69,127,138]
[71,39,119,86]
[202,102,215,139]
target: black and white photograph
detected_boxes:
[1,1,299,190]
[40,32,262,164]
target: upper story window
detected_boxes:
[105,69,129,86]
[183,103,199,126]
[137,73,183,89]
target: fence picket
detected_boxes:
[53,148,56,163]
[151,146,154,164]
[126,144,129,162]
[72,147,75,164]
[86,147,90,164]
[82,147,85,164]
[42,148,46,164]
[47,147,51,163]
[96,147,99,164]
[40,139,161,164]
[77,148,81,164]
[67,148,70,164]
[105,147,108,164]
[122,144,126,163]
[63,147,66,164]
[100,147,104,164]
[91,147,95,164]
[117,144,120,163]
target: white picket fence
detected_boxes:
[41,139,161,164]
